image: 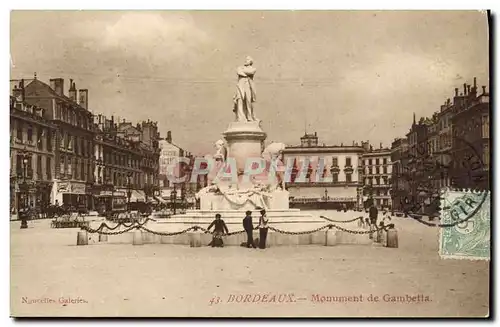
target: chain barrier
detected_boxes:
[81,218,391,237]
[139,226,199,236]
[320,215,363,224]
[268,224,332,235]
[82,224,137,235]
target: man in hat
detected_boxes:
[243,210,256,248]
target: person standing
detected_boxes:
[243,210,256,248]
[369,203,379,226]
[207,214,229,248]
[369,203,379,239]
[258,209,269,249]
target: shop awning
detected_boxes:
[154,196,167,204]
[130,190,146,202]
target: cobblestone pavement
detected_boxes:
[10,211,489,317]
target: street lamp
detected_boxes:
[126,172,133,211]
[170,184,177,215]
[18,148,32,229]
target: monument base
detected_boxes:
[88,211,372,246]
[223,120,267,173]
[200,189,289,211]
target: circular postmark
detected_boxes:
[398,136,488,228]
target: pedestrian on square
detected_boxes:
[207,213,229,247]
[258,209,269,249]
[369,203,379,226]
[243,210,256,248]
[368,203,379,239]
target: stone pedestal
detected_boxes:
[77,231,88,246]
[386,228,398,248]
[223,121,267,173]
[132,230,143,245]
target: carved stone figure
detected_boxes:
[233,56,257,122]
[214,139,227,162]
[263,143,286,190]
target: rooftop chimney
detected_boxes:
[314,132,317,136]
[482,86,486,94]
[69,79,77,102]
[455,88,458,97]
[467,85,471,94]
[49,78,64,96]
[380,142,383,149]
[463,83,467,95]
[78,89,88,109]
[474,77,477,88]
[166,131,172,143]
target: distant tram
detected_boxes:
[96,191,127,218]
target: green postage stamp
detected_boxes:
[439,189,491,260]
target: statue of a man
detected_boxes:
[233,56,257,122]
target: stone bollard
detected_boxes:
[326,229,337,246]
[133,229,143,245]
[77,230,88,246]
[189,231,202,248]
[99,232,108,242]
[380,229,387,247]
[386,228,398,248]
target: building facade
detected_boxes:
[93,115,161,205]
[390,138,408,212]
[10,82,57,214]
[11,75,163,212]
[450,81,490,190]
[158,131,198,205]
[282,132,365,210]
[390,77,490,214]
[23,77,96,208]
[360,145,392,209]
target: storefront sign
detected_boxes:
[330,197,356,202]
[72,183,86,194]
[57,182,70,193]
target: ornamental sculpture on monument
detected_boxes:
[195,56,290,211]
[233,56,258,123]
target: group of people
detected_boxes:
[206,209,269,249]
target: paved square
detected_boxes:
[11,212,489,317]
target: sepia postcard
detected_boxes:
[9,10,491,318]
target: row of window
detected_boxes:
[14,154,52,181]
[365,176,390,186]
[59,156,93,182]
[95,167,143,188]
[331,157,353,167]
[364,166,389,175]
[14,122,53,152]
[55,104,92,130]
[362,158,389,166]
[60,132,92,157]
[364,189,390,196]
[299,172,354,183]
[102,151,155,169]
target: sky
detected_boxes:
[10,10,489,155]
